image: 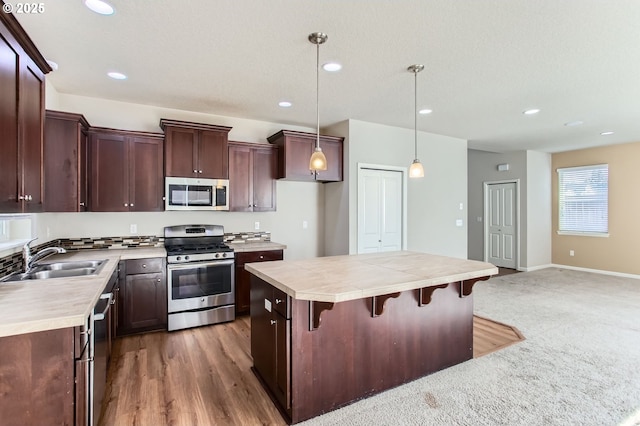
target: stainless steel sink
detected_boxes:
[0,259,107,282]
[30,260,105,272]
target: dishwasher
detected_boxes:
[80,269,115,426]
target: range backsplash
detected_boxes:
[0,231,272,277]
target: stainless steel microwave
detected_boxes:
[165,177,229,211]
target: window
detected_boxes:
[0,214,34,252]
[557,164,608,236]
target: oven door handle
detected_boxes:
[167,259,235,270]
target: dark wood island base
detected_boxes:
[250,274,490,424]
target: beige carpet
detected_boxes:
[301,267,640,426]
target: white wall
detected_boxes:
[325,119,469,259]
[323,120,350,256]
[37,91,324,260]
[525,150,552,268]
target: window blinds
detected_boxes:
[557,164,608,234]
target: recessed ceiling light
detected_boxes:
[600,131,614,136]
[322,62,342,72]
[278,101,292,108]
[523,109,540,115]
[107,71,127,80]
[84,0,115,15]
[46,60,58,71]
[564,120,584,127]
[419,109,432,115]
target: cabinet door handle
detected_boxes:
[142,264,147,268]
[259,255,264,259]
[124,203,128,207]
[130,203,134,207]
[27,195,32,201]
[275,298,282,304]
[79,202,85,207]
[157,278,161,282]
[18,195,25,200]
[270,319,276,325]
[193,169,198,173]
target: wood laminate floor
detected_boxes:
[100,315,524,426]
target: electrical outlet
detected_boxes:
[254,221,260,230]
[455,219,463,227]
[130,224,137,234]
[459,203,464,210]
[302,220,308,229]
[569,250,574,256]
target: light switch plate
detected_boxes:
[455,219,463,227]
[264,299,272,312]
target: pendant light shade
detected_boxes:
[409,159,424,178]
[309,32,328,172]
[408,64,425,178]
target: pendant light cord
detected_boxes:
[414,69,418,159]
[316,40,320,150]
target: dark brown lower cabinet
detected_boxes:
[0,326,83,425]
[118,258,167,335]
[250,277,291,413]
[250,274,479,424]
[235,249,283,315]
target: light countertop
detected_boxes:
[0,247,166,338]
[229,241,287,253]
[245,251,498,303]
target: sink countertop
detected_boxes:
[245,250,498,303]
[0,247,166,338]
[229,241,287,253]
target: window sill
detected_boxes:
[556,231,609,238]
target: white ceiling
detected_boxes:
[12,0,640,153]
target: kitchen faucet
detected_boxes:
[22,238,67,272]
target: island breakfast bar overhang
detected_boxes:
[245,251,498,424]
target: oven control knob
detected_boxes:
[176,256,181,261]
[185,256,190,260]
[214,253,220,258]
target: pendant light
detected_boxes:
[408,64,425,178]
[308,32,328,172]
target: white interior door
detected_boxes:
[486,182,517,268]
[358,168,403,253]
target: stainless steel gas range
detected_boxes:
[164,224,235,331]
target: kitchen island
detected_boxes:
[245,251,498,424]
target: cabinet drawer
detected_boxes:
[125,258,164,275]
[237,249,283,265]
[273,286,289,318]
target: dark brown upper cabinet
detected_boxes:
[228,141,277,212]
[43,110,90,212]
[160,119,231,179]
[0,11,51,212]
[267,130,344,183]
[89,128,164,212]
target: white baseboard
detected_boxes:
[550,263,640,280]
[519,264,553,272]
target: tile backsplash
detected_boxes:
[0,231,272,277]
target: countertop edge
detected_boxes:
[245,260,498,303]
[0,247,166,338]
[229,241,287,253]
